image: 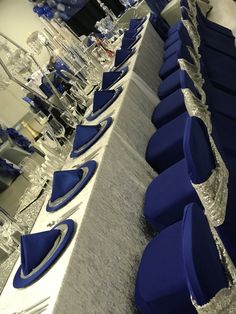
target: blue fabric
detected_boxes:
[183,117,215,185]
[123,29,141,38]
[7,128,34,154]
[146,112,188,173]
[182,117,236,266]
[93,90,116,113]
[145,0,170,40]
[180,7,236,59]
[149,13,169,41]
[101,67,128,90]
[51,168,83,202]
[21,229,61,276]
[121,36,140,49]
[160,43,193,79]
[13,219,75,288]
[154,70,199,128]
[114,48,134,68]
[182,203,228,306]
[47,160,97,212]
[164,40,183,60]
[39,82,53,98]
[168,20,182,37]
[70,117,113,158]
[158,69,182,99]
[164,30,181,49]
[211,112,236,155]
[204,78,236,121]
[195,3,234,38]
[72,124,100,152]
[135,220,197,314]
[0,157,20,177]
[129,18,145,30]
[87,86,122,121]
[144,159,200,231]
[145,0,169,15]
[152,89,186,128]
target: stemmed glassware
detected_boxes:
[0,207,27,259]
[48,117,73,148]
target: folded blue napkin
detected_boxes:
[21,229,61,276]
[70,117,113,158]
[114,49,134,68]
[93,90,116,113]
[129,18,145,30]
[72,125,100,152]
[121,36,140,49]
[51,169,83,202]
[124,28,142,38]
[13,219,75,288]
[102,67,128,90]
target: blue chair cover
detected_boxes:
[180,7,236,59]
[160,42,194,79]
[135,219,197,314]
[154,70,199,128]
[146,112,188,173]
[152,89,186,128]
[195,3,234,38]
[144,159,200,231]
[159,22,236,98]
[158,69,182,99]
[21,229,61,276]
[182,202,228,306]
[183,117,215,184]
[183,116,236,266]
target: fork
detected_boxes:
[12,297,50,314]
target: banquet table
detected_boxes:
[0,20,164,314]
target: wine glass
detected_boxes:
[48,117,73,148]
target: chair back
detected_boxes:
[182,202,228,306]
[183,117,215,184]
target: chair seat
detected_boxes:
[159,51,180,79]
[158,69,182,99]
[146,112,188,173]
[164,40,184,60]
[144,159,200,231]
[152,89,186,128]
[135,221,197,314]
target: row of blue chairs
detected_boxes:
[135,1,236,313]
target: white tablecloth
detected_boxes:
[123,18,164,92]
[0,20,163,314]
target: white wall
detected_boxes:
[0,0,49,126]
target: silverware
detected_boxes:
[28,304,49,314]
[12,297,50,314]
[81,147,102,163]
[47,203,82,227]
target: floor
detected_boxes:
[208,0,236,31]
